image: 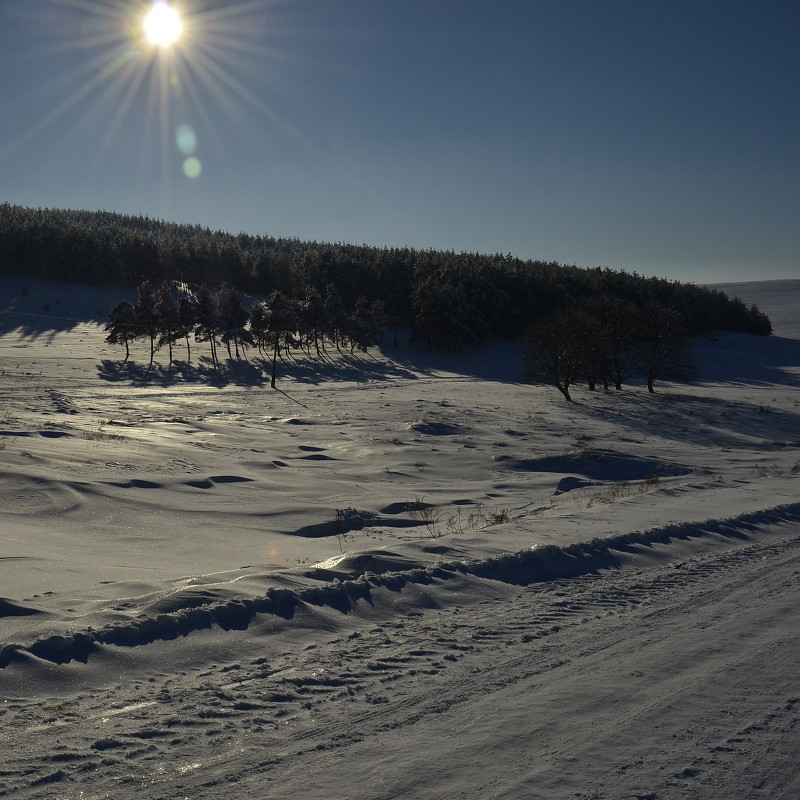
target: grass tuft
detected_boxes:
[445,504,514,534]
[82,424,126,442]
[755,462,783,478]
[587,474,664,508]
[588,482,631,507]
[406,497,443,538]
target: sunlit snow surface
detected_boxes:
[1,278,799,799]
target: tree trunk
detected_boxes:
[271,335,279,388]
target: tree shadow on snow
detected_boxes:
[1,277,129,340]
[693,333,800,388]
[577,390,800,451]
[97,350,419,387]
[97,357,269,388]
[387,331,523,383]
[273,349,418,384]
[0,310,103,342]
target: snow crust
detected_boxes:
[1,277,799,798]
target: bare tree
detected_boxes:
[520,308,593,401]
[576,295,640,390]
[637,303,696,392]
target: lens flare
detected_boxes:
[176,124,197,155]
[183,156,202,178]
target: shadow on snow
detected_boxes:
[97,350,419,387]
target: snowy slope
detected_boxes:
[1,276,798,799]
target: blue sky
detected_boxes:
[1,0,798,283]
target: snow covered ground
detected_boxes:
[1,277,799,799]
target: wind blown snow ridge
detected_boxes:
[3,501,800,670]
[464,501,800,583]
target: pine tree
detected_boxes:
[217,283,251,360]
[104,300,137,362]
[134,280,159,365]
[348,296,379,353]
[370,298,389,347]
[264,290,294,388]
[156,281,180,366]
[177,294,199,363]
[302,287,327,356]
[323,284,347,351]
[194,284,220,368]
[248,300,271,359]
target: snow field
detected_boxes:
[1,277,799,798]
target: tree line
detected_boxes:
[2,202,772,352]
[105,280,388,387]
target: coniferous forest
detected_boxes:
[0,202,772,394]
[0,203,771,340]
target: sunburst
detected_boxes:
[1,0,309,216]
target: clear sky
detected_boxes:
[1,1,798,283]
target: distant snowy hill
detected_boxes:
[710,279,800,339]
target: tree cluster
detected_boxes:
[2,203,772,352]
[519,297,696,400]
[105,280,386,387]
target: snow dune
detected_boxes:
[1,277,799,798]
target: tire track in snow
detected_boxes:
[3,500,800,671]
[3,524,799,798]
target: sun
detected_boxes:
[3,0,308,218]
[143,2,184,48]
